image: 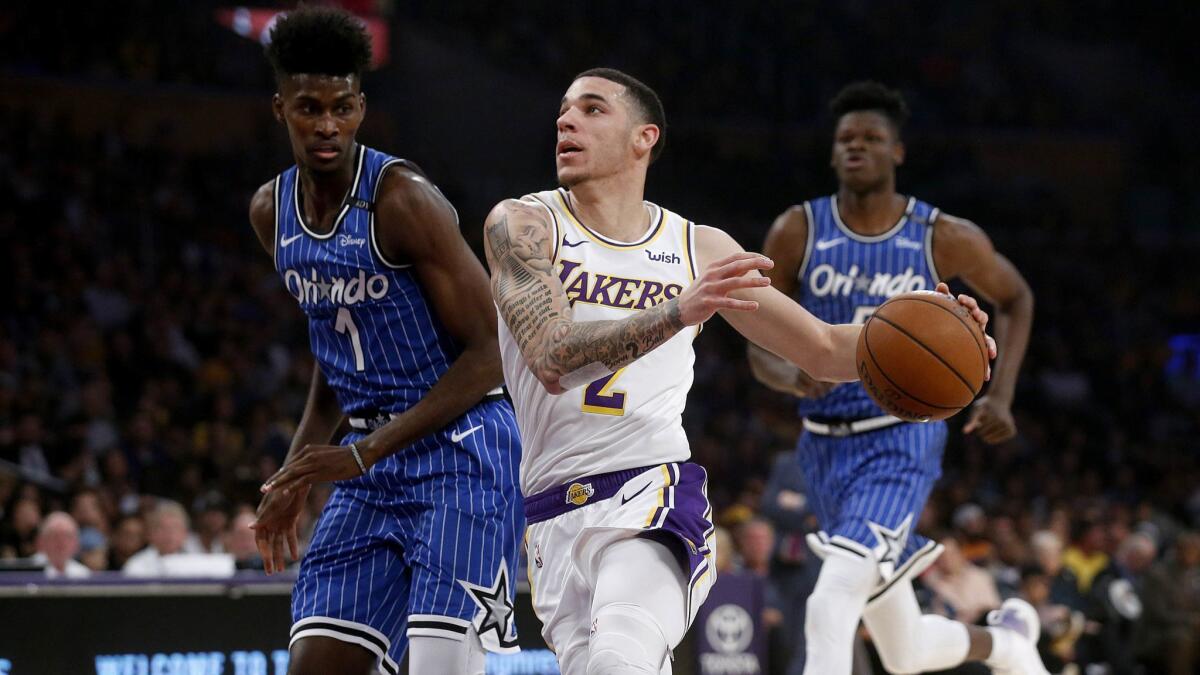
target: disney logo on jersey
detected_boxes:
[283,267,389,306]
[646,249,681,265]
[558,259,683,310]
[808,263,927,298]
[893,236,923,251]
[338,233,366,247]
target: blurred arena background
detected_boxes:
[1,1,1198,674]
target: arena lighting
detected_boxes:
[214,6,390,68]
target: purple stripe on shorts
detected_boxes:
[524,465,657,524]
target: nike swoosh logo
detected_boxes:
[450,424,483,443]
[561,238,588,248]
[815,237,847,251]
[620,482,652,505]
[280,233,305,248]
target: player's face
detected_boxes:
[274,74,366,174]
[556,77,650,186]
[831,111,904,192]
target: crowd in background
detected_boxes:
[2,2,1199,674]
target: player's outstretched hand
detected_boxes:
[250,484,310,574]
[260,444,365,496]
[677,252,773,326]
[935,282,998,378]
[963,395,1017,444]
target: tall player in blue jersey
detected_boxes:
[245,7,523,675]
[749,82,1041,674]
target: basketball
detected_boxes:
[856,291,988,422]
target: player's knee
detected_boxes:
[586,602,669,675]
[287,636,378,675]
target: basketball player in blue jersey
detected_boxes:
[485,69,994,675]
[244,7,523,675]
[749,82,1041,674]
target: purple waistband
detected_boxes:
[524,465,657,524]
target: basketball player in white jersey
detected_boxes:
[484,68,995,675]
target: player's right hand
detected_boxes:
[677,252,773,326]
[251,484,311,574]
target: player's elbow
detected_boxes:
[535,372,567,395]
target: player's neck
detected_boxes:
[836,186,907,236]
[566,173,651,242]
[298,144,358,232]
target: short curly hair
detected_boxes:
[829,81,910,133]
[265,5,372,82]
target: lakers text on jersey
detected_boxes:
[499,187,700,496]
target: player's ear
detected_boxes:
[272,93,285,124]
[634,123,660,161]
[893,140,906,167]
[358,92,367,116]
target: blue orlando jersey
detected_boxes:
[274,145,460,415]
[795,195,942,419]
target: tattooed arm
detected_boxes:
[483,199,770,394]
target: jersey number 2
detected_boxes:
[582,368,627,416]
[335,308,366,371]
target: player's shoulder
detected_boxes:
[247,178,278,256]
[931,211,991,249]
[486,194,555,227]
[770,203,810,234]
[375,161,456,227]
[249,178,276,227]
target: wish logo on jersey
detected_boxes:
[807,264,927,299]
[558,259,683,310]
[283,267,390,307]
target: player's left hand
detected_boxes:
[260,443,366,496]
[963,395,1017,444]
[935,282,997,379]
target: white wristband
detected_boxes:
[347,442,368,475]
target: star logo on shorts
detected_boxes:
[458,559,518,650]
[866,514,912,568]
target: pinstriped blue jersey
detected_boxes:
[795,195,942,419]
[274,145,461,415]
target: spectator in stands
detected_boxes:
[1080,531,1156,672]
[0,496,41,559]
[1031,529,1086,610]
[736,516,785,628]
[31,511,90,578]
[1136,531,1200,674]
[226,511,263,571]
[922,535,1001,624]
[123,499,189,576]
[106,514,146,571]
[952,503,994,565]
[187,490,227,554]
[1064,516,1110,596]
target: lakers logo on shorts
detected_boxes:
[566,482,595,506]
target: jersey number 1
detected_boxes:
[335,308,366,371]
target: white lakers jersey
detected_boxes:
[499,188,700,495]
